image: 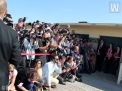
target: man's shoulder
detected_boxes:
[44,61,53,66]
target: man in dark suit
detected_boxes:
[0,0,21,90]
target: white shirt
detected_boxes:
[23,38,35,60]
[42,61,62,86]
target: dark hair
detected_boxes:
[27,69,38,80]
[34,59,42,67]
[59,55,66,59]
[67,56,73,61]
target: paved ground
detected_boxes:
[53,72,122,91]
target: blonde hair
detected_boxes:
[9,64,14,70]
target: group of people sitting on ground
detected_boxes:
[8,54,83,91]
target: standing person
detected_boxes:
[112,46,121,75]
[35,32,50,66]
[0,0,21,90]
[103,43,113,73]
[23,34,35,67]
[96,40,106,71]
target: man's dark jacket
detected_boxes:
[0,20,21,90]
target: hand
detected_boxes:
[48,86,52,91]
[66,68,70,72]
[8,84,15,91]
[62,69,66,73]
[57,61,61,67]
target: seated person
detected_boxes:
[56,56,67,85]
[65,56,77,75]
[42,55,62,91]
[8,64,18,91]
[34,59,44,90]
[63,56,80,82]
[17,69,38,91]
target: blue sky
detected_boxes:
[7,0,122,23]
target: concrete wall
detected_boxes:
[60,23,122,38]
[70,25,122,38]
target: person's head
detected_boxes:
[0,0,7,19]
[27,69,38,83]
[54,23,60,30]
[18,18,23,23]
[100,40,104,44]
[109,43,113,48]
[34,59,42,70]
[68,56,74,63]
[53,55,59,63]
[42,32,48,38]
[54,33,60,41]
[9,64,14,73]
[34,23,40,30]
[44,30,51,38]
[17,18,26,28]
[73,46,79,53]
[59,56,66,64]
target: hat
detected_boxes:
[18,18,23,22]
[6,14,13,22]
[36,20,42,25]
[6,14,12,18]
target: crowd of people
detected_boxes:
[5,16,84,91]
[3,14,121,91]
[0,0,121,91]
[96,40,121,75]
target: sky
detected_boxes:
[7,0,122,23]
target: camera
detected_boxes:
[56,48,66,56]
[18,30,30,40]
[3,14,13,27]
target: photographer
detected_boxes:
[15,17,26,31]
[30,23,42,37]
[35,32,50,66]
[3,13,13,28]
[23,32,36,67]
